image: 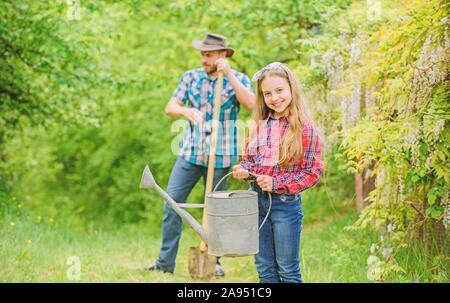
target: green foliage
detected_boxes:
[331,0,449,281]
[0,0,118,126]
[0,0,123,197]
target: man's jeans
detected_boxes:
[155,157,229,273]
[251,183,303,283]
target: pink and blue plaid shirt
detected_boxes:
[240,111,323,194]
[172,68,252,168]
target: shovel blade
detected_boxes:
[188,247,216,280]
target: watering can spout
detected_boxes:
[140,165,156,189]
[139,165,208,244]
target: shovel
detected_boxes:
[187,70,224,280]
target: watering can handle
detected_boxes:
[213,172,271,232]
[213,171,257,192]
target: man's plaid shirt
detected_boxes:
[172,68,252,168]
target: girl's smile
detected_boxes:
[261,75,292,118]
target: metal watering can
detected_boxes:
[139,165,271,257]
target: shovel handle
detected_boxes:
[200,71,224,251]
[205,71,223,194]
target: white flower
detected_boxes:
[382,247,393,258]
[387,223,396,233]
[367,255,379,266]
[370,243,379,254]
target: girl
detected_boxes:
[233,62,323,283]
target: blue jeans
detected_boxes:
[155,157,229,272]
[252,183,303,283]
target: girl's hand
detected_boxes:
[232,165,249,180]
[256,175,273,192]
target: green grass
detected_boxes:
[1,197,447,283]
[0,201,364,283]
[0,213,259,283]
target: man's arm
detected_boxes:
[165,98,203,124]
[216,59,254,110]
[226,72,255,110]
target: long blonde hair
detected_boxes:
[246,63,310,168]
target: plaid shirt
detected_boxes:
[240,111,323,194]
[172,68,252,168]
